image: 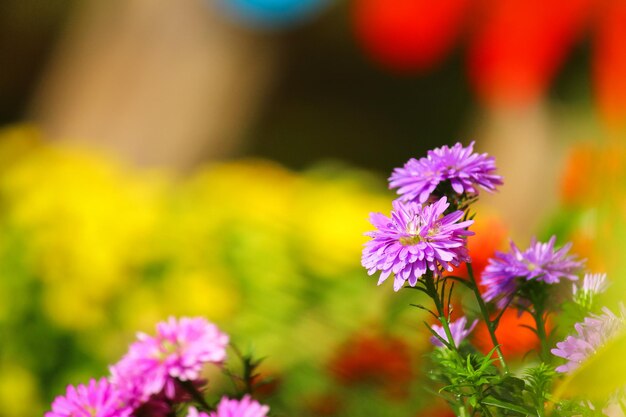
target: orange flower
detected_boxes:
[448,211,507,282]
[560,144,596,206]
[472,309,545,358]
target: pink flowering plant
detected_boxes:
[363,142,626,416]
[46,317,271,417]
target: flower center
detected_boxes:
[399,216,440,246]
[84,405,97,417]
[399,235,422,246]
[154,340,179,362]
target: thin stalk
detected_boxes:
[466,263,509,373]
[537,401,545,417]
[526,282,550,362]
[440,315,459,354]
[178,379,211,411]
[457,404,470,417]
[424,273,460,354]
[532,305,550,362]
[481,405,494,417]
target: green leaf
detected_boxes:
[424,321,452,350]
[482,396,536,416]
[478,348,498,372]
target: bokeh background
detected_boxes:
[1,0,626,416]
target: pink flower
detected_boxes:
[206,396,270,417]
[110,317,229,407]
[45,378,131,417]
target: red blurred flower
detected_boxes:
[304,393,343,416]
[328,331,413,399]
[593,1,626,128]
[353,0,471,72]
[468,0,592,105]
[351,0,626,123]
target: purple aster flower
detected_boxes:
[362,196,474,291]
[481,236,584,307]
[552,306,625,373]
[45,378,132,417]
[205,395,270,417]
[430,316,478,348]
[110,316,229,407]
[389,141,503,204]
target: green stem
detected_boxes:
[537,401,545,417]
[424,273,460,354]
[466,263,509,373]
[440,314,459,353]
[525,282,551,363]
[178,379,212,411]
[532,304,549,363]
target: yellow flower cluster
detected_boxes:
[0,126,390,416]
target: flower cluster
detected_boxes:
[45,317,269,417]
[110,316,228,406]
[363,142,503,291]
[363,141,626,415]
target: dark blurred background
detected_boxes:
[0,0,601,173]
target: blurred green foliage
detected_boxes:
[0,125,438,416]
